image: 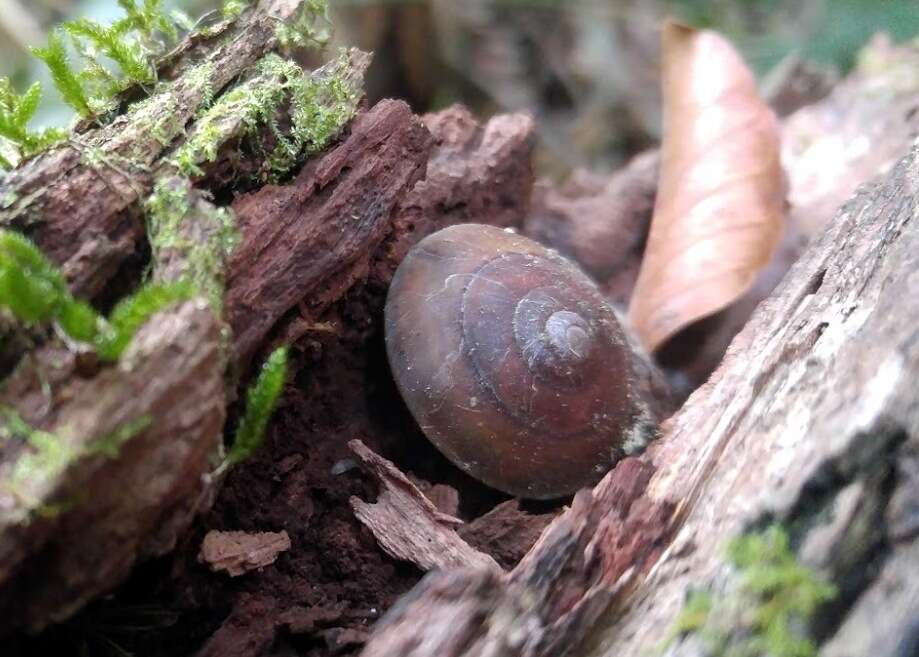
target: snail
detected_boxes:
[384,223,660,499]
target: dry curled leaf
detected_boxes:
[628,21,784,352]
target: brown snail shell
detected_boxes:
[384,223,654,499]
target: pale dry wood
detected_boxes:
[199,530,292,577]
[349,439,501,573]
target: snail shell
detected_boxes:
[384,223,654,499]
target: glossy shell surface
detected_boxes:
[384,223,636,498]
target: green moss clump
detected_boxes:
[64,19,156,88]
[31,31,95,118]
[0,229,195,362]
[222,0,249,20]
[146,177,237,313]
[276,0,332,49]
[96,279,196,361]
[221,347,288,471]
[0,80,67,169]
[173,49,361,179]
[0,229,84,325]
[667,525,837,657]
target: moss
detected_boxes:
[1,407,77,489]
[0,80,67,169]
[89,415,152,458]
[146,177,237,313]
[32,0,183,122]
[1,406,152,524]
[31,30,95,118]
[173,48,361,179]
[671,591,714,638]
[0,229,196,362]
[222,0,248,20]
[0,229,79,325]
[667,525,837,657]
[276,0,332,50]
[95,279,196,361]
[220,347,288,472]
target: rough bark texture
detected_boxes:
[226,100,433,368]
[359,134,919,657]
[4,6,917,657]
[0,167,235,632]
[0,300,225,634]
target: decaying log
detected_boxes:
[360,132,919,657]
[592,140,919,657]
[0,90,537,638]
[0,178,232,633]
[191,104,536,655]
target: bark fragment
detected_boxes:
[199,530,292,577]
[349,440,500,573]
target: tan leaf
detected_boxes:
[628,21,784,352]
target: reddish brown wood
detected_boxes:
[225,100,433,368]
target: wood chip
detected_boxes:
[199,530,292,577]
[348,440,501,572]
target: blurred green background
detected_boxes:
[3,0,918,174]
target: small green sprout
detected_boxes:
[33,0,182,121]
[95,279,195,360]
[64,19,156,87]
[31,30,94,118]
[0,80,66,168]
[117,0,179,42]
[222,347,289,471]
